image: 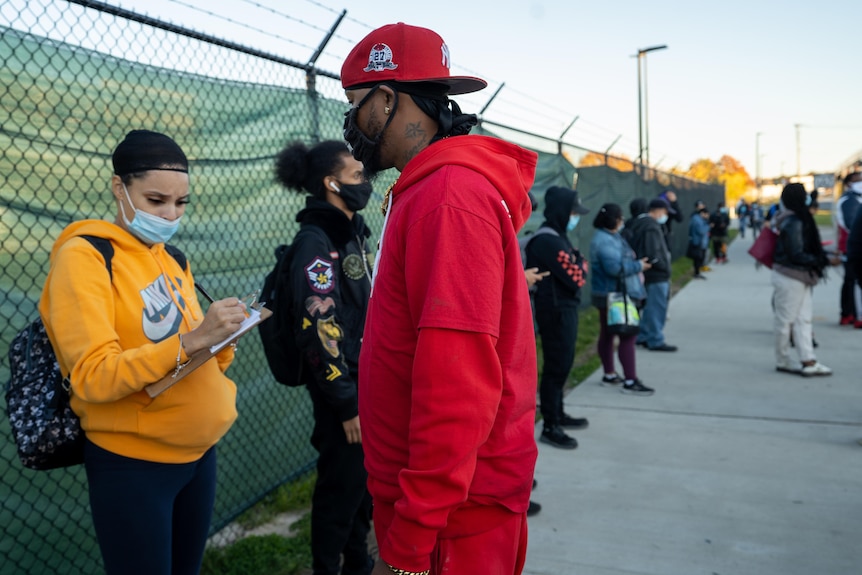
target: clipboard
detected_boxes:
[145,305,272,398]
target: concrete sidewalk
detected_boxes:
[525,232,862,575]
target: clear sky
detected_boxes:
[40,0,862,178]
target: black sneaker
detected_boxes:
[559,413,589,430]
[621,380,655,396]
[528,500,542,516]
[648,343,678,352]
[601,373,624,386]
[540,426,578,450]
[636,340,648,348]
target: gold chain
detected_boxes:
[381,182,396,216]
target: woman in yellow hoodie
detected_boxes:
[40,130,247,575]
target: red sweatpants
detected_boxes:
[374,505,529,575]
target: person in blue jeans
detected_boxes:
[628,198,677,351]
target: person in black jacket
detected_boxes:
[629,198,676,351]
[772,183,838,377]
[658,190,684,250]
[847,196,862,311]
[275,140,374,575]
[525,185,590,450]
[710,201,731,263]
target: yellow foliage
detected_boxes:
[685,155,754,205]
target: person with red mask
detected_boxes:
[341,23,538,575]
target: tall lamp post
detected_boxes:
[636,44,667,169]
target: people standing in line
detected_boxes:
[772,183,838,377]
[688,206,711,280]
[846,191,862,329]
[274,140,374,575]
[629,198,677,351]
[835,172,862,326]
[736,198,750,239]
[710,201,731,263]
[40,130,245,575]
[658,190,685,250]
[749,201,765,237]
[341,23,538,574]
[621,197,648,251]
[589,203,654,396]
[524,186,591,450]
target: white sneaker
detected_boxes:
[775,361,801,374]
[800,362,832,377]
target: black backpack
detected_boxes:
[5,236,186,470]
[258,226,328,386]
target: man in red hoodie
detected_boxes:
[342,23,539,575]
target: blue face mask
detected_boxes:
[657,214,669,225]
[120,183,182,244]
[566,214,581,232]
[805,194,812,206]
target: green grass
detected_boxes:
[233,471,316,530]
[201,472,316,575]
[201,516,312,575]
[814,211,832,227]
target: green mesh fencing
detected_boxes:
[0,3,722,574]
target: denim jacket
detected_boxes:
[589,228,646,305]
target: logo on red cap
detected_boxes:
[363,43,398,73]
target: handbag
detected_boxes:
[606,273,641,337]
[748,227,778,268]
[6,317,84,470]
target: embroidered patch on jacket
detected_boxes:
[306,258,335,293]
[317,316,344,358]
[342,254,366,280]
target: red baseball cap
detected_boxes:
[340,22,487,95]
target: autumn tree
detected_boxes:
[578,151,635,172]
[685,155,755,205]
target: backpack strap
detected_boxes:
[76,236,188,280]
[164,243,188,271]
[79,235,114,280]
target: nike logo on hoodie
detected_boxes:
[141,275,186,342]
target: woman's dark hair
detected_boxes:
[781,183,827,276]
[112,130,188,185]
[275,140,350,199]
[593,203,623,230]
[843,171,861,186]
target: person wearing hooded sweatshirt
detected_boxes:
[629,198,676,351]
[524,185,591,450]
[835,172,862,326]
[772,183,838,377]
[342,23,538,575]
[621,197,649,247]
[39,130,246,575]
[274,140,374,575]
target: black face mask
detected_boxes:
[334,181,374,212]
[343,86,398,180]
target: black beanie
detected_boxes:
[112,130,188,177]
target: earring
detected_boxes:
[384,106,391,115]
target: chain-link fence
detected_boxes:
[0,2,723,574]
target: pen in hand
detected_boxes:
[195,282,215,304]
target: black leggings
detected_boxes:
[536,306,579,428]
[84,439,217,575]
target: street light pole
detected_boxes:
[635,45,668,170]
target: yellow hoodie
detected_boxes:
[39,220,237,464]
